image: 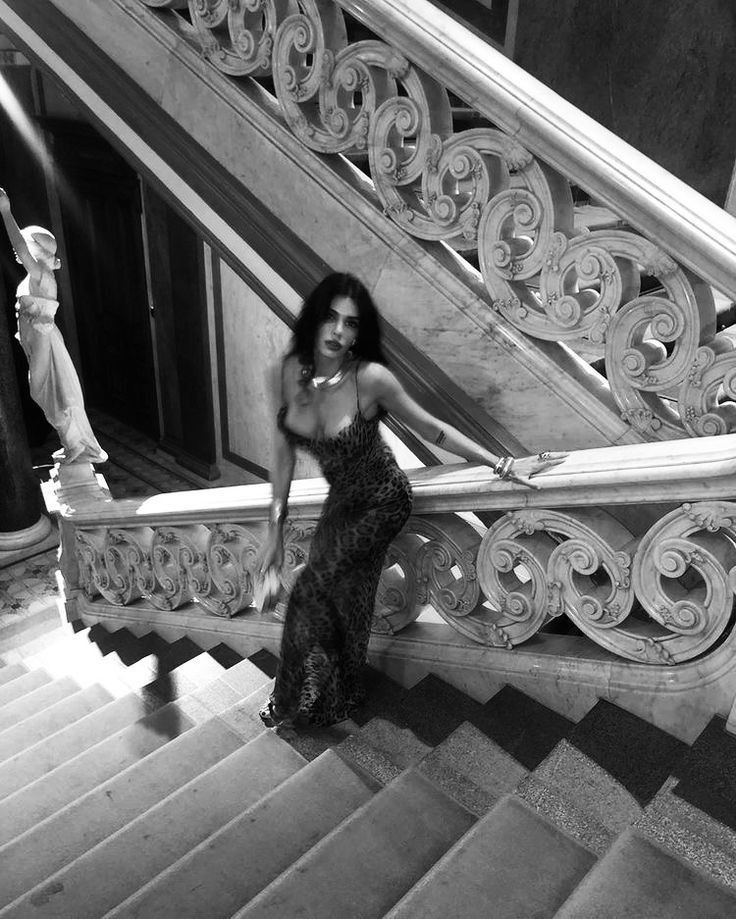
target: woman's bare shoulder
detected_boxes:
[357,360,392,382]
[357,360,396,393]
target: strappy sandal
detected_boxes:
[259,699,293,729]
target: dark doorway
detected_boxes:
[45,119,159,438]
[141,183,219,479]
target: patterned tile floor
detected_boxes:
[0,551,61,623]
[1,411,255,636]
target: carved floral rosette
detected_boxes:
[137,0,736,441]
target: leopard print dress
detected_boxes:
[271,382,413,726]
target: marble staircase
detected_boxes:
[0,0,644,456]
[2,606,736,918]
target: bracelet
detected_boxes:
[269,499,287,526]
[493,456,514,480]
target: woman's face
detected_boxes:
[315,295,360,363]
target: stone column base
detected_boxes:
[0,514,58,569]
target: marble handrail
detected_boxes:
[59,434,736,664]
[62,432,736,527]
[337,0,736,302]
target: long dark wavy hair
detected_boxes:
[288,272,388,368]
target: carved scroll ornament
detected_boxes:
[137,0,736,441]
[74,498,736,664]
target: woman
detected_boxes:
[259,273,563,728]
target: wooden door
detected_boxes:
[141,183,219,479]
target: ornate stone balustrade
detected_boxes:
[136,0,736,444]
[61,434,736,667]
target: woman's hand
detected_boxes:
[509,451,567,488]
[0,188,10,214]
[257,525,284,576]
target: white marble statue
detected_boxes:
[0,188,107,464]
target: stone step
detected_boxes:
[0,699,193,848]
[0,675,80,733]
[0,622,69,666]
[18,627,152,692]
[0,656,269,849]
[106,749,382,919]
[636,776,736,892]
[274,719,360,765]
[474,684,574,771]
[169,658,272,731]
[515,771,613,858]
[164,648,226,690]
[509,736,645,858]
[0,729,302,916]
[336,715,433,785]
[0,607,64,657]
[234,768,476,919]
[45,626,203,681]
[80,625,163,668]
[391,673,486,748]
[528,738,642,837]
[417,721,529,817]
[0,682,113,761]
[565,698,687,807]
[669,715,736,835]
[115,632,205,673]
[385,794,596,919]
[555,830,736,918]
[24,648,144,701]
[0,663,28,686]
[0,689,179,803]
[0,668,52,708]
[350,665,408,727]
[3,621,83,662]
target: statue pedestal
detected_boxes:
[46,461,111,621]
[47,461,111,509]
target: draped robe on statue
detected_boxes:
[16,292,107,464]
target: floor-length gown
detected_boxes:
[272,380,412,726]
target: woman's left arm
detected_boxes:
[366,364,565,486]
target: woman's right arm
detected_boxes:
[260,425,295,573]
[260,360,297,573]
[269,425,295,529]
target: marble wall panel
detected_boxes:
[218,261,320,480]
[369,255,599,450]
[47,0,172,105]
